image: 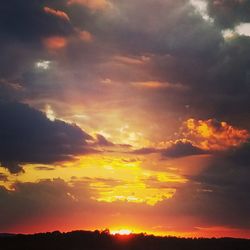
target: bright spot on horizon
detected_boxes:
[111,229,132,235]
[35,60,51,70]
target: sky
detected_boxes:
[0,0,250,238]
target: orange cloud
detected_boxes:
[78,30,94,43]
[131,81,186,90]
[183,118,249,150]
[43,36,67,50]
[43,6,70,21]
[67,0,109,10]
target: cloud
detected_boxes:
[0,0,73,80]
[0,0,72,42]
[182,118,249,150]
[129,117,249,158]
[1,0,248,133]
[67,0,110,11]
[0,177,177,232]
[0,173,8,182]
[43,6,70,22]
[0,179,82,230]
[131,81,187,91]
[43,36,68,50]
[206,0,250,28]
[0,79,24,102]
[95,134,114,146]
[0,102,93,173]
[153,140,250,230]
[162,140,206,158]
[131,140,206,158]
[77,30,94,42]
[132,147,159,155]
[0,0,249,132]
[0,162,24,174]
[190,141,250,228]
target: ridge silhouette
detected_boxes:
[0,230,250,250]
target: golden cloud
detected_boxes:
[131,81,187,90]
[183,118,249,150]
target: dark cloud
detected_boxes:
[147,35,250,129]
[89,0,222,57]
[160,141,250,229]
[95,134,114,146]
[0,79,24,102]
[199,36,250,124]
[162,141,206,158]
[192,142,250,228]
[0,102,93,173]
[1,0,249,131]
[0,0,73,79]
[132,141,206,158]
[206,0,250,29]
[132,147,159,155]
[0,0,72,42]
[0,179,81,230]
[0,161,24,174]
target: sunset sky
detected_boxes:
[1,0,250,238]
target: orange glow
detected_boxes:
[43,36,67,50]
[111,229,132,235]
[131,81,185,90]
[43,6,70,21]
[78,30,94,43]
[184,118,249,150]
[67,0,109,10]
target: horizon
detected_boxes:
[2,230,250,250]
[2,227,250,240]
[1,228,250,240]
[1,0,250,239]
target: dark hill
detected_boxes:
[0,230,250,250]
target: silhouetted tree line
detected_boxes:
[0,230,250,250]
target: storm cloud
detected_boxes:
[206,0,250,28]
[160,141,250,229]
[0,102,93,173]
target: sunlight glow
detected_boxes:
[45,104,56,121]
[111,229,132,235]
[190,0,213,22]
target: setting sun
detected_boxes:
[111,229,132,235]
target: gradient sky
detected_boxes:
[1,0,250,238]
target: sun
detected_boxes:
[111,229,132,235]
